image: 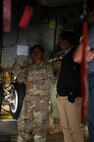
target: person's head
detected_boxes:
[58,31,76,51]
[29,45,44,64]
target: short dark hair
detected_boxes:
[29,45,44,55]
[59,31,76,45]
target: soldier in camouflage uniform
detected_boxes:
[16,45,56,142]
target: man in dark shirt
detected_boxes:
[56,31,84,142]
[73,0,94,141]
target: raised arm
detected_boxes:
[73,42,94,63]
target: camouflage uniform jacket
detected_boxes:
[15,61,56,95]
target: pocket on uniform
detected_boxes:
[36,79,51,90]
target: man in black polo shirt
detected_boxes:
[56,31,84,142]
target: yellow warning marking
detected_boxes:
[0,114,12,119]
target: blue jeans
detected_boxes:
[88,73,94,142]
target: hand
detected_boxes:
[68,92,75,103]
[13,62,21,69]
[86,50,94,62]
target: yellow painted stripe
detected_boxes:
[0,114,12,119]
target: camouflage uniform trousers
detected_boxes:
[17,93,49,142]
